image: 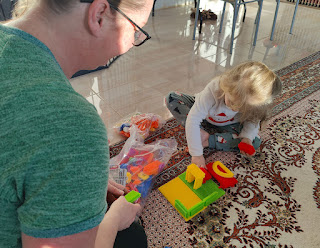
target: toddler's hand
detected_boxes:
[192,155,206,168]
[239,138,255,156]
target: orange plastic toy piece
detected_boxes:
[130,165,143,177]
[238,142,255,156]
[143,160,162,175]
[133,179,142,185]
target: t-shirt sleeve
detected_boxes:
[185,80,217,156]
[17,85,109,238]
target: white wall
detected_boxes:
[153,0,194,10]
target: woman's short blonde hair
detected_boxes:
[12,0,146,18]
[219,61,282,123]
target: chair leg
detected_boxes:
[219,2,227,33]
[253,0,263,46]
[230,0,239,54]
[199,10,203,34]
[192,0,201,40]
[270,0,280,41]
[242,0,247,22]
[289,0,300,34]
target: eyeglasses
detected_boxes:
[80,0,151,46]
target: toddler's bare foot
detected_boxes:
[200,129,210,147]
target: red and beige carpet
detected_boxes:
[109,51,320,248]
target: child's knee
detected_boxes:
[165,91,176,108]
[252,137,262,150]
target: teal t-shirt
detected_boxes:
[0,24,109,247]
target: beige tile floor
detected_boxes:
[70,0,320,145]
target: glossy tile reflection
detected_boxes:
[70,0,320,145]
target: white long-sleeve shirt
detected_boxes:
[185,77,260,156]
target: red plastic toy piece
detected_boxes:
[200,168,212,184]
[206,162,238,189]
[238,142,255,156]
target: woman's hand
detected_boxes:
[107,179,128,204]
[239,138,255,156]
[192,155,206,168]
[107,196,141,231]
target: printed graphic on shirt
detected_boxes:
[208,113,234,124]
[217,136,227,144]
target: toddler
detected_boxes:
[165,61,282,168]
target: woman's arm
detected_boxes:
[22,196,141,248]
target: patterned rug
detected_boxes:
[109,51,320,248]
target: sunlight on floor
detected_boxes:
[70,0,320,145]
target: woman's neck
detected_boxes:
[6,6,88,78]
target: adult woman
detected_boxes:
[0,0,153,247]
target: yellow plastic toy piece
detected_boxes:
[185,163,205,189]
[138,172,149,180]
[158,177,204,221]
[212,161,234,178]
[126,172,132,184]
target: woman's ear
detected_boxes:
[87,0,110,37]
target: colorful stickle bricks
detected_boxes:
[125,191,141,203]
[238,142,255,156]
[206,161,238,189]
[159,164,225,221]
[185,163,205,189]
[200,167,212,184]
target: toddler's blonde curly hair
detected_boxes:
[219,61,282,123]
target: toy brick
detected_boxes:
[179,171,224,200]
[203,189,225,206]
[238,142,255,156]
[185,163,205,189]
[200,167,212,183]
[206,162,238,189]
[136,177,153,198]
[189,201,205,216]
[143,160,162,175]
[159,169,226,221]
[175,200,189,219]
[158,177,202,209]
[125,191,141,203]
[211,161,234,178]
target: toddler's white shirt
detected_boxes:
[185,77,260,156]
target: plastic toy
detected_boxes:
[114,113,164,139]
[185,163,205,190]
[122,156,164,199]
[206,161,238,189]
[159,161,238,221]
[125,191,141,203]
[238,141,255,155]
[109,128,177,210]
[200,167,212,184]
[159,164,225,221]
[143,160,163,175]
